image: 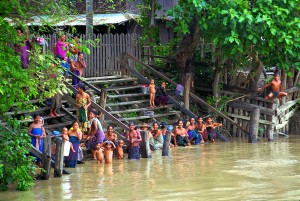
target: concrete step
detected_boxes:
[118,111,181,121]
[5,106,50,116]
[106,93,148,99]
[45,120,74,129]
[107,85,143,92]
[88,77,138,85]
[109,104,175,114]
[106,100,149,107]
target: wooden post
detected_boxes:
[249,107,260,143]
[140,130,152,158]
[119,53,128,76]
[99,88,107,125]
[184,73,192,110]
[42,136,52,180]
[54,139,64,178]
[162,131,172,156]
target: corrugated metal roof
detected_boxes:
[5,13,138,26]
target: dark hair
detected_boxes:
[78,82,86,91]
[107,125,113,130]
[72,121,78,126]
[128,121,135,126]
[160,122,167,128]
[152,121,159,126]
[89,109,98,115]
[78,52,84,56]
[33,113,40,119]
[72,33,79,38]
[177,119,183,124]
[274,72,279,77]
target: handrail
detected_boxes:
[65,71,130,144]
[122,53,249,135]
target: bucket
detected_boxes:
[141,86,148,94]
[52,130,60,135]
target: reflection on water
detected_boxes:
[1,136,300,201]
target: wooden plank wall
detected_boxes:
[42,33,141,77]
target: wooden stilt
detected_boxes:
[42,136,51,180]
[140,130,152,158]
[54,139,64,178]
[249,107,260,143]
[162,131,172,156]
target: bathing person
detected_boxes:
[174,119,190,147]
[258,73,287,100]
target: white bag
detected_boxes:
[63,141,71,157]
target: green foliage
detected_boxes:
[0,0,82,191]
[207,95,232,114]
[168,0,300,72]
[0,123,36,191]
[122,112,139,118]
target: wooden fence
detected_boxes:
[43,33,141,77]
[223,87,299,138]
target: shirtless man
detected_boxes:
[258,73,288,100]
[196,117,206,143]
[148,79,156,108]
[127,122,142,160]
[186,117,201,145]
[174,120,190,147]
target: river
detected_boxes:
[1,136,300,201]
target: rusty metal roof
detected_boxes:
[5,13,138,26]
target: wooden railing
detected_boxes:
[118,52,249,135]
[224,87,299,138]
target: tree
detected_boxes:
[168,0,300,97]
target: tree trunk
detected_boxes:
[212,68,221,99]
[184,73,192,110]
[175,17,201,103]
[241,53,263,90]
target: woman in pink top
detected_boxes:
[53,33,69,71]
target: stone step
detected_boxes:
[109,104,175,114]
[106,100,149,107]
[118,111,181,121]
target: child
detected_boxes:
[258,73,288,100]
[206,126,217,143]
[95,143,104,163]
[148,79,156,108]
[62,127,75,152]
[117,140,124,159]
[102,141,116,164]
[127,122,142,160]
[156,81,168,107]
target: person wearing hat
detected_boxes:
[139,122,151,131]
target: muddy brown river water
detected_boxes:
[1,136,300,201]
